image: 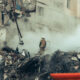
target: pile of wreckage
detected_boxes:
[0,47,80,80]
[50,50,80,73]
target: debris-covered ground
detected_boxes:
[0,47,80,80]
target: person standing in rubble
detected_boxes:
[39,38,46,55]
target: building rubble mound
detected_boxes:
[0,47,80,80]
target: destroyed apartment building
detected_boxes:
[0,0,80,80]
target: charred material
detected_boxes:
[2,46,19,53]
[50,50,80,73]
[0,48,80,80]
[18,56,40,75]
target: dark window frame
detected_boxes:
[67,0,71,9]
[38,6,44,16]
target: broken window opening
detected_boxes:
[67,0,71,9]
[38,6,44,16]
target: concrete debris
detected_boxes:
[77,54,80,60]
[50,50,80,73]
[0,47,80,80]
[71,57,78,61]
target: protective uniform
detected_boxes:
[39,38,46,55]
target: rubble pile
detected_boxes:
[50,50,80,73]
[0,47,31,80]
[0,46,49,80]
[0,46,51,80]
[38,50,80,80]
[0,47,80,80]
[37,51,80,80]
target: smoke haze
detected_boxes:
[5,0,80,56]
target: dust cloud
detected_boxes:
[5,0,80,56]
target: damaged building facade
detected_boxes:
[64,0,80,18]
[0,0,79,80]
[0,0,79,46]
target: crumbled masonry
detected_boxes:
[0,47,80,80]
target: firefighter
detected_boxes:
[39,38,46,55]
